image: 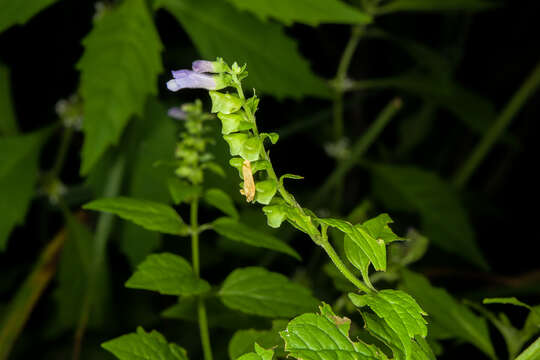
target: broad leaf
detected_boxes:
[225,0,371,26]
[349,290,427,359]
[155,0,330,99]
[377,0,496,14]
[229,321,287,359]
[102,326,188,360]
[83,197,189,236]
[212,217,300,259]
[78,0,163,174]
[401,270,495,358]
[125,253,210,295]
[219,267,318,318]
[204,188,238,219]
[280,303,383,360]
[0,0,59,33]
[370,164,487,268]
[0,64,17,135]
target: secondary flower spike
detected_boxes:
[168,107,187,120]
[167,70,227,92]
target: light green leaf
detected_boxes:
[229,321,287,360]
[362,213,403,244]
[219,267,318,318]
[401,270,495,358]
[83,197,189,236]
[370,164,488,268]
[349,290,427,360]
[155,0,330,99]
[280,303,383,360]
[0,0,59,33]
[226,0,371,26]
[377,0,496,14]
[0,64,17,135]
[168,177,202,205]
[125,253,210,295]
[204,188,238,218]
[102,326,188,360]
[78,0,163,174]
[237,343,274,360]
[212,217,300,259]
[516,337,540,360]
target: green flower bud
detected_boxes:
[209,91,244,114]
[255,179,278,205]
[217,111,253,134]
[224,133,249,156]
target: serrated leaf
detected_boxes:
[78,0,163,174]
[377,0,496,14]
[349,290,427,360]
[83,197,189,236]
[400,270,495,358]
[0,0,59,33]
[226,0,371,26]
[370,164,487,269]
[0,64,17,135]
[229,321,287,360]
[212,217,300,260]
[219,267,318,318]
[155,0,330,99]
[102,326,188,360]
[280,303,383,360]
[125,253,210,295]
[204,188,238,218]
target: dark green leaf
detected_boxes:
[0,64,17,135]
[168,177,202,205]
[204,188,238,218]
[0,0,59,33]
[377,0,496,14]
[229,320,287,359]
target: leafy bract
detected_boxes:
[102,326,188,360]
[349,290,427,360]
[370,164,488,268]
[225,0,371,26]
[204,188,238,218]
[155,0,330,99]
[125,253,210,295]
[400,270,495,358]
[0,64,17,135]
[219,267,318,318]
[83,197,189,236]
[0,0,58,33]
[78,0,163,174]
[377,0,496,14]
[212,217,300,259]
[229,321,287,360]
[280,303,383,360]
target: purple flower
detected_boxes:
[192,60,215,73]
[168,107,187,120]
[167,70,217,91]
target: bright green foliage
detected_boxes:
[229,320,287,359]
[280,303,384,360]
[362,214,403,244]
[0,64,17,135]
[516,338,540,360]
[370,164,487,268]
[401,270,496,358]
[83,197,190,236]
[349,290,427,360]
[377,0,495,14]
[0,129,50,250]
[236,343,274,360]
[204,188,239,218]
[212,217,300,259]
[154,0,330,99]
[125,253,210,295]
[219,267,318,318]
[78,0,163,174]
[225,0,371,26]
[483,297,535,311]
[0,0,58,33]
[255,180,278,205]
[102,326,188,360]
[168,178,202,204]
[218,112,253,135]
[210,92,245,114]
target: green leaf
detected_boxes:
[168,177,202,204]
[483,297,534,311]
[377,0,496,14]
[362,213,403,244]
[219,267,318,318]
[349,290,427,360]
[125,253,210,295]
[155,0,330,99]
[229,320,287,359]
[0,64,17,135]
[204,188,238,218]
[102,326,188,360]
[400,270,496,358]
[212,217,300,259]
[237,343,274,360]
[226,0,371,26]
[0,0,59,33]
[83,197,189,236]
[370,164,488,269]
[218,111,253,135]
[78,0,163,174]
[280,303,383,360]
[0,129,50,250]
[516,337,540,360]
[210,92,244,114]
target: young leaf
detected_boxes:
[370,164,488,269]
[0,0,59,33]
[237,343,274,360]
[78,0,163,174]
[225,0,372,26]
[0,64,17,135]
[362,214,403,244]
[219,267,318,318]
[204,188,238,218]
[125,253,210,295]
[83,197,189,236]
[377,0,496,15]
[212,217,300,259]
[102,326,188,360]
[280,303,382,360]
[400,270,496,358]
[155,0,331,99]
[229,320,287,359]
[349,290,427,360]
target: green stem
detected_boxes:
[453,60,540,188]
[190,197,213,360]
[51,126,74,178]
